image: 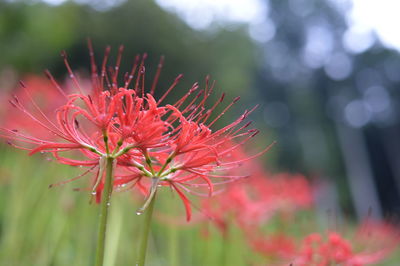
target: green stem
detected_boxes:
[168,224,179,266]
[221,225,230,266]
[136,193,156,266]
[202,222,210,266]
[94,157,114,266]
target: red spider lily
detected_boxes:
[250,234,296,259]
[201,169,313,235]
[250,221,400,266]
[0,41,268,221]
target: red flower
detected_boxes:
[250,222,400,266]
[1,42,267,221]
[250,234,296,259]
[201,166,313,235]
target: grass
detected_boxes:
[0,146,398,265]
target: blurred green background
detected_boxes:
[1,0,400,265]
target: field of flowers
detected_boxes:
[0,44,399,266]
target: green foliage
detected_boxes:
[0,0,256,106]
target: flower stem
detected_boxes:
[136,193,156,266]
[221,225,230,266]
[95,157,114,266]
[168,222,179,266]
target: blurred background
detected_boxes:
[1,0,400,264]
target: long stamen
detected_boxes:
[208,96,240,127]
[113,45,124,87]
[150,55,164,95]
[61,51,84,94]
[87,38,99,83]
[44,70,68,99]
[134,53,147,92]
[49,165,96,188]
[100,46,111,90]
[124,54,140,89]
[157,74,183,105]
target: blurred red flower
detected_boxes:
[251,221,400,266]
[202,168,313,236]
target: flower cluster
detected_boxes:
[251,221,400,266]
[0,43,267,221]
[199,153,399,265]
[202,167,313,236]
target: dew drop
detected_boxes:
[91,191,97,195]
[107,202,111,206]
[136,210,143,216]
[40,151,45,154]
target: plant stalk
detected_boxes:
[221,225,230,266]
[136,193,156,266]
[95,157,115,266]
[168,222,179,266]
